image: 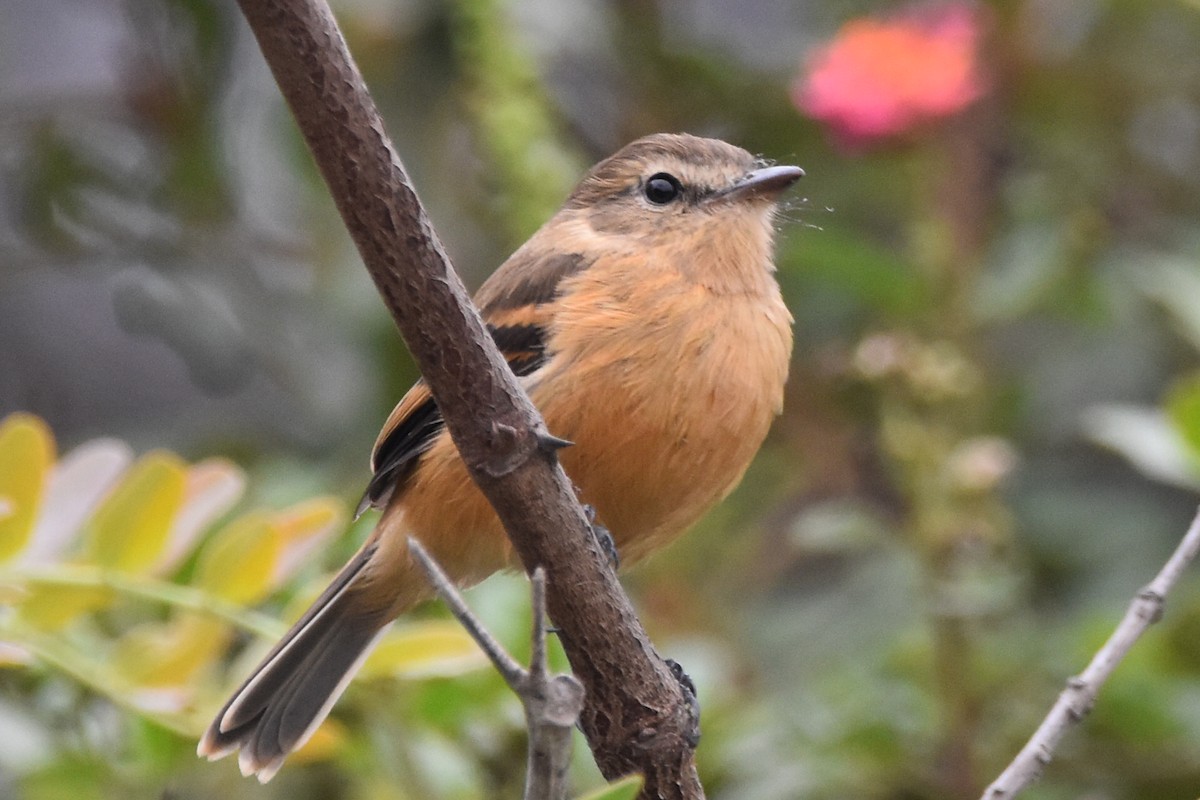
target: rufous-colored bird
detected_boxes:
[199,132,802,781]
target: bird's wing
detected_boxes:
[357,381,443,516]
[357,249,589,516]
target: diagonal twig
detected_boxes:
[408,537,584,800]
[981,506,1200,799]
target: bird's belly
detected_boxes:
[535,293,791,562]
[544,377,769,561]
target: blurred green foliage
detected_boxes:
[4,0,1200,798]
[0,412,509,797]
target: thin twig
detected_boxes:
[408,538,584,800]
[406,537,525,687]
[981,506,1200,799]
[521,570,584,800]
[529,561,549,689]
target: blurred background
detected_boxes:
[4,0,1200,798]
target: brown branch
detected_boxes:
[981,507,1200,799]
[232,0,702,796]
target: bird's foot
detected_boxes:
[582,504,620,570]
[665,658,701,748]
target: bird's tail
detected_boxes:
[197,541,399,782]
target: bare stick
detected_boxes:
[408,538,584,800]
[981,507,1200,799]
[233,0,702,795]
[406,537,526,687]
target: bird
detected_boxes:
[197,132,802,781]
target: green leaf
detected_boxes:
[0,413,55,563]
[359,620,487,680]
[1166,372,1200,459]
[16,583,114,631]
[575,774,644,800]
[24,438,132,565]
[192,511,279,604]
[1135,255,1200,354]
[972,224,1070,322]
[780,226,927,316]
[193,497,343,605]
[157,457,246,574]
[112,613,229,688]
[84,451,187,572]
[290,717,347,766]
[18,754,109,800]
[1081,404,1200,490]
[269,497,345,583]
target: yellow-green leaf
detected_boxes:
[0,413,55,563]
[275,497,343,543]
[269,497,345,585]
[290,718,347,765]
[360,620,487,680]
[1167,372,1200,461]
[156,457,246,574]
[85,451,187,572]
[16,583,114,631]
[24,439,132,566]
[576,775,644,800]
[193,512,279,605]
[112,614,229,687]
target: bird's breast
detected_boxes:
[533,264,793,562]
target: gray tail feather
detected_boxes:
[198,543,388,782]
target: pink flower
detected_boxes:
[794,2,988,148]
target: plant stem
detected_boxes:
[2,565,285,640]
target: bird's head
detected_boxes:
[565,133,801,241]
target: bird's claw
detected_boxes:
[665,657,701,748]
[582,504,619,570]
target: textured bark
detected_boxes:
[233,0,702,796]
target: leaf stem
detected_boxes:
[2,565,285,640]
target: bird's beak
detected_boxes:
[712,165,805,203]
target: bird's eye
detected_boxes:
[643,173,682,205]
